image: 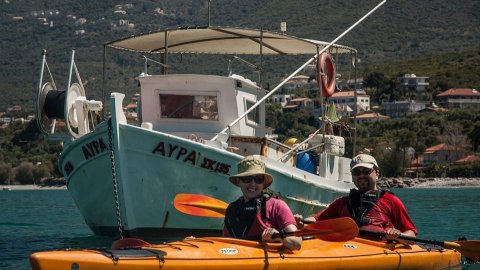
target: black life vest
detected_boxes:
[347,188,392,226]
[224,193,269,239]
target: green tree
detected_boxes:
[371,139,402,177]
[0,162,12,185]
[266,103,282,128]
[395,129,417,176]
[438,122,470,153]
[468,123,480,151]
[14,162,34,184]
[364,72,390,103]
[33,164,51,183]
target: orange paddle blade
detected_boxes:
[447,240,480,261]
[174,193,228,218]
[299,217,359,242]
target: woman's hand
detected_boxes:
[262,225,302,250]
[261,227,280,242]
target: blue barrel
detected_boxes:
[296,152,317,174]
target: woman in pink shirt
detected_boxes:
[223,155,301,250]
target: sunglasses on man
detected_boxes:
[352,167,374,176]
[239,175,265,184]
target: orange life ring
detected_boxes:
[317,52,336,97]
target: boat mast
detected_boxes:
[101,45,107,121]
[260,28,263,88]
[211,0,387,141]
[318,45,325,139]
[352,51,358,156]
[208,0,211,26]
[162,31,168,75]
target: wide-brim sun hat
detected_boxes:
[229,155,273,188]
[350,153,379,171]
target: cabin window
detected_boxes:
[159,94,218,120]
[245,99,260,125]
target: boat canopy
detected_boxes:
[106,26,356,55]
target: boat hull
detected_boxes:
[30,237,462,270]
[60,121,351,237]
[58,93,353,237]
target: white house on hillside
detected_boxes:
[337,77,364,92]
[436,88,480,109]
[281,75,310,92]
[382,100,428,118]
[398,74,429,92]
[354,112,389,124]
[282,97,313,112]
[329,91,370,112]
[269,94,291,107]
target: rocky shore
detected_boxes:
[378,177,480,188]
[0,177,67,190]
[0,184,66,190]
[2,178,480,190]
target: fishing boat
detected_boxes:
[35,27,354,237]
[34,1,393,237]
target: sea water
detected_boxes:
[0,188,479,269]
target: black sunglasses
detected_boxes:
[239,175,265,184]
[352,168,373,176]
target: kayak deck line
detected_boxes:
[30,236,462,270]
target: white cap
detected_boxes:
[350,154,378,171]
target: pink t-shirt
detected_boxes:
[223,197,297,237]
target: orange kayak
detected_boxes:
[30,236,462,270]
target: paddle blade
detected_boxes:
[299,217,359,242]
[111,238,151,250]
[174,193,228,218]
[449,240,480,261]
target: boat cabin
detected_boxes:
[138,74,266,141]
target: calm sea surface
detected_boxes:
[1,188,479,270]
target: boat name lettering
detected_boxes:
[200,157,231,175]
[219,248,238,255]
[82,138,109,160]
[343,244,357,249]
[152,142,231,175]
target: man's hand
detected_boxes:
[385,228,416,245]
[294,214,305,229]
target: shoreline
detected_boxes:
[378,177,480,189]
[2,177,480,191]
[0,184,67,190]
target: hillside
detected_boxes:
[363,46,480,96]
[1,0,479,110]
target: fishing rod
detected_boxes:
[211,0,387,141]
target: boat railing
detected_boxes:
[278,129,323,162]
[141,55,171,76]
[228,56,261,83]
